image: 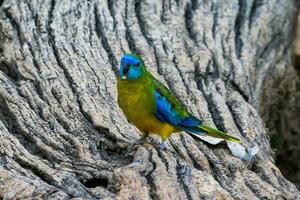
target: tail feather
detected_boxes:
[198,124,241,142]
[179,123,241,142]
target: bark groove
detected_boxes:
[0,0,299,199]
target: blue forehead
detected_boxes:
[121,55,140,65]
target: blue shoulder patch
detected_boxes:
[153,90,180,125]
[153,89,203,132]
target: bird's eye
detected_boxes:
[134,62,140,68]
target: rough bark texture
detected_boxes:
[0,0,299,199]
[271,13,300,189]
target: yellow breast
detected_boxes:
[117,77,176,139]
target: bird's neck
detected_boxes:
[117,72,152,93]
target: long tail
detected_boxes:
[180,123,241,142]
[198,124,240,142]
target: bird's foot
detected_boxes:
[158,140,167,150]
[126,136,148,154]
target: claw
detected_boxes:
[158,140,167,150]
[125,135,148,154]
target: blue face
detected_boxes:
[118,55,143,80]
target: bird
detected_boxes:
[117,54,240,149]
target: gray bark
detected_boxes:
[0,0,299,199]
[265,14,300,189]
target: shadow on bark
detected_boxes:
[0,0,299,199]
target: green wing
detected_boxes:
[151,76,189,118]
[150,74,241,142]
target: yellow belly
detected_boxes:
[117,78,176,139]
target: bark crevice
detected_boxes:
[0,0,299,199]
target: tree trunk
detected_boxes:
[0,0,299,199]
[270,13,300,189]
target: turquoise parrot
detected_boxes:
[117,54,240,149]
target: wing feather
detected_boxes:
[152,78,202,128]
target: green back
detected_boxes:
[129,53,189,119]
[151,74,189,118]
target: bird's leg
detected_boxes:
[126,132,149,152]
[133,134,148,145]
[158,140,167,150]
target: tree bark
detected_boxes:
[0,0,299,199]
[269,13,300,189]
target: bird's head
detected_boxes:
[118,54,146,80]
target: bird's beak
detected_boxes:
[119,62,128,79]
[123,63,130,75]
[120,63,130,79]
